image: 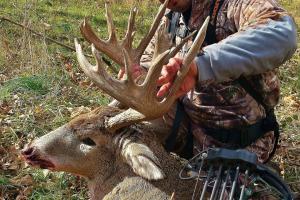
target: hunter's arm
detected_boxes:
[195,0,297,84]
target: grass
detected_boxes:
[0,0,299,199]
[281,0,300,24]
[0,75,50,100]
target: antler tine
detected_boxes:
[122,6,138,50]
[141,22,172,98]
[166,16,210,103]
[145,31,196,93]
[142,50,171,100]
[75,39,97,74]
[75,39,127,100]
[182,17,210,67]
[91,45,111,77]
[135,0,170,60]
[105,2,118,44]
[152,21,173,60]
[80,19,124,66]
[81,0,168,67]
[142,31,196,100]
[168,31,196,59]
[123,48,136,86]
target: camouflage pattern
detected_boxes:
[143,0,289,163]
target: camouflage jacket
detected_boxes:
[142,0,297,129]
[141,0,297,162]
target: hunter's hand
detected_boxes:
[157,57,198,98]
[118,64,145,80]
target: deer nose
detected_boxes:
[21,146,35,157]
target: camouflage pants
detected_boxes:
[192,126,275,163]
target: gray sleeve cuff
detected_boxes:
[194,15,297,84]
[195,52,216,82]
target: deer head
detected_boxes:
[22,107,166,180]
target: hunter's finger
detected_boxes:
[158,71,173,85]
[157,82,172,97]
[168,57,181,71]
[157,59,181,85]
[161,58,181,76]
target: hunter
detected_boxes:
[118,0,297,163]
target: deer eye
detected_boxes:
[81,137,96,146]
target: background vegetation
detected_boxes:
[0,0,299,199]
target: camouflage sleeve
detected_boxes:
[195,0,297,84]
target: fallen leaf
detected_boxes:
[23,186,33,196]
[0,100,12,115]
[10,175,34,186]
[34,106,43,114]
[69,106,91,118]
[43,22,51,30]
[79,79,92,87]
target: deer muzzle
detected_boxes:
[21,146,55,169]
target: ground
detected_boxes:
[0,0,299,199]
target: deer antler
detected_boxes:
[75,1,209,132]
[80,1,169,67]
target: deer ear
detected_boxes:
[120,140,165,180]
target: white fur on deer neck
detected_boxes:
[114,127,165,180]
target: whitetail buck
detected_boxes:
[22,1,209,199]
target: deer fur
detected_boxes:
[22,106,196,199]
